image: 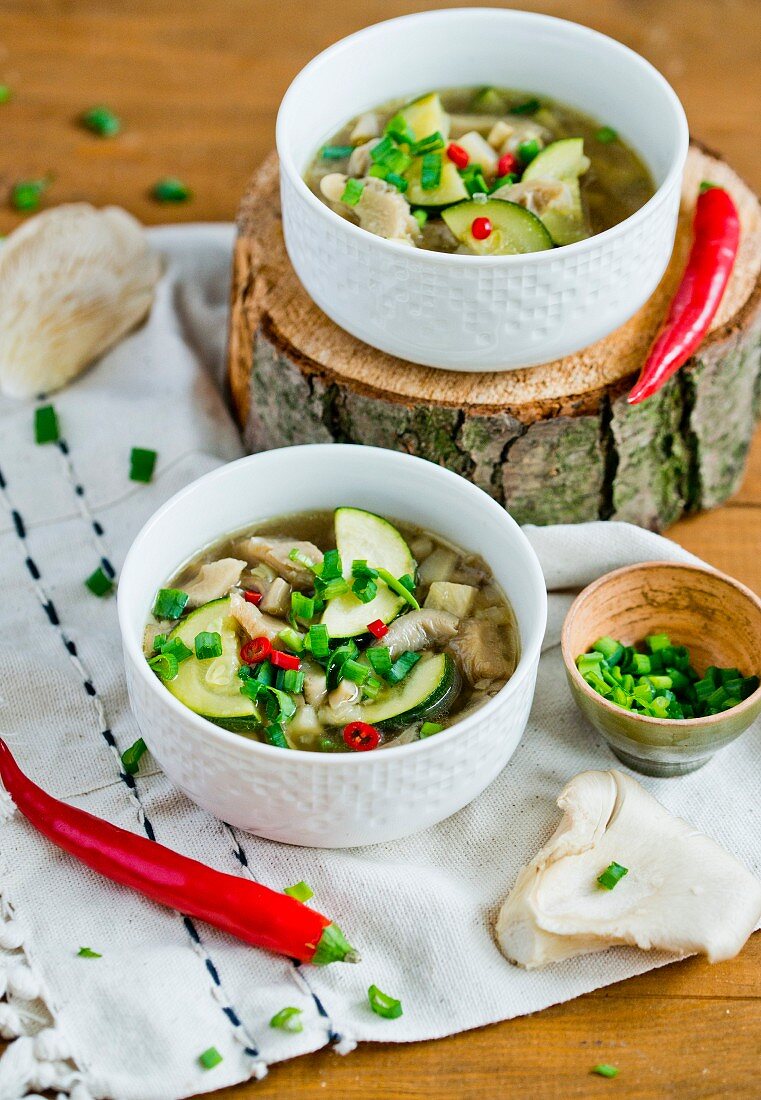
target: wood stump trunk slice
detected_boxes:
[229,145,761,529]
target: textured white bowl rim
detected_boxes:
[276,7,689,266]
[119,445,547,767]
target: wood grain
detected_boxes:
[0,2,759,1097]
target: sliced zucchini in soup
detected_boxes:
[404,156,469,207]
[362,652,457,730]
[442,199,553,255]
[397,92,450,143]
[522,138,591,245]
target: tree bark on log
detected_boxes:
[229,146,761,530]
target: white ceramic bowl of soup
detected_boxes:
[276,8,688,372]
[118,446,547,848]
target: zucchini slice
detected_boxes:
[397,92,450,143]
[321,508,415,639]
[522,138,591,245]
[442,198,553,255]
[404,156,469,207]
[164,597,260,733]
[361,652,457,730]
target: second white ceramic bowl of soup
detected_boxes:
[118,446,547,848]
[276,8,688,372]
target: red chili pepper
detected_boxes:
[243,589,262,605]
[497,151,517,177]
[0,739,358,965]
[366,619,388,639]
[628,184,740,405]
[343,722,380,752]
[446,142,469,169]
[471,216,492,241]
[271,650,300,671]
[240,636,272,664]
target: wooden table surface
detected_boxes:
[1,1,759,1096]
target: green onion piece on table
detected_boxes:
[284,881,314,903]
[368,984,403,1019]
[129,447,157,483]
[11,178,49,212]
[595,126,618,144]
[198,1046,223,1070]
[121,737,148,776]
[34,404,60,444]
[81,105,121,137]
[341,178,365,206]
[152,587,189,620]
[591,1064,619,1078]
[77,946,102,958]
[152,177,191,203]
[270,1006,304,1032]
[597,861,628,890]
[0,86,11,104]
[85,567,114,598]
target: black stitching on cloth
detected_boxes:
[0,456,263,1063]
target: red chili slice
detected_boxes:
[471,216,492,240]
[343,722,381,752]
[446,142,469,169]
[497,151,517,178]
[366,619,389,639]
[240,636,272,664]
[243,589,262,605]
[271,650,300,671]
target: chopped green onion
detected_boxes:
[699,179,721,194]
[152,633,168,652]
[511,97,540,115]
[373,146,412,175]
[284,881,314,902]
[376,568,420,610]
[384,113,415,144]
[595,126,618,144]
[387,650,421,685]
[591,636,620,660]
[152,177,191,203]
[325,641,360,689]
[352,576,378,603]
[491,172,517,191]
[306,624,330,660]
[398,574,415,592]
[368,984,403,1019]
[121,737,148,775]
[129,447,157,483]
[317,577,350,601]
[412,208,428,228]
[291,592,315,624]
[363,675,382,699]
[630,652,651,675]
[517,139,540,165]
[367,646,392,676]
[270,1006,304,1032]
[148,651,180,681]
[319,549,343,580]
[278,626,305,653]
[35,404,60,444]
[194,631,222,660]
[591,1064,619,1079]
[645,633,671,652]
[597,861,628,890]
[342,658,370,684]
[420,152,442,191]
[81,105,121,137]
[11,178,49,212]
[198,1046,223,1070]
[282,668,305,693]
[265,723,289,748]
[370,135,396,163]
[0,86,11,104]
[320,144,354,160]
[385,172,408,193]
[152,587,189,620]
[85,567,114,598]
[77,947,102,958]
[410,131,445,156]
[289,547,320,571]
[341,178,365,206]
[462,166,489,197]
[420,722,443,738]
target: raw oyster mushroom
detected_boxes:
[496,770,761,969]
[0,203,161,398]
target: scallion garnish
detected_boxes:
[341,178,365,206]
[284,881,314,902]
[370,135,396,163]
[420,722,443,738]
[288,547,320,571]
[278,626,305,653]
[121,737,148,776]
[591,1064,619,1079]
[265,723,289,748]
[77,946,102,958]
[152,178,191,203]
[384,113,415,145]
[306,624,330,660]
[410,131,445,156]
[517,139,540,165]
[198,1046,223,1070]
[129,447,157,483]
[363,675,382,699]
[282,668,305,694]
[597,861,629,890]
[420,152,442,192]
[152,587,189,620]
[270,1006,304,1032]
[35,404,60,444]
[0,86,11,104]
[385,172,408,193]
[320,144,354,160]
[317,577,350,601]
[387,650,421,685]
[368,984,403,1019]
[412,208,428,228]
[85,567,114,598]
[342,658,370,685]
[319,549,343,579]
[148,651,180,681]
[376,568,420,610]
[159,637,192,663]
[511,97,540,115]
[291,592,315,624]
[595,126,618,144]
[194,631,222,660]
[367,647,392,677]
[152,633,168,652]
[11,178,49,212]
[325,641,360,689]
[81,105,121,137]
[352,560,379,603]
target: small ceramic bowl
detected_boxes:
[276,8,689,371]
[561,562,761,777]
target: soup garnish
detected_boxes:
[145,507,518,751]
[305,87,655,254]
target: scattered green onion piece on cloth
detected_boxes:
[129,447,157,483]
[81,105,121,137]
[597,862,629,890]
[420,722,444,738]
[11,178,49,212]
[595,126,618,144]
[284,881,314,903]
[152,587,189,620]
[270,1006,304,1033]
[34,404,60,444]
[121,737,148,776]
[85,566,114,598]
[77,947,102,958]
[591,1064,619,1079]
[368,984,403,1019]
[152,177,191,203]
[341,178,365,206]
[198,1047,223,1070]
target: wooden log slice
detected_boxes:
[229,146,761,529]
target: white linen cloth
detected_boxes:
[0,224,758,1100]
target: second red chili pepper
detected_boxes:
[0,739,358,966]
